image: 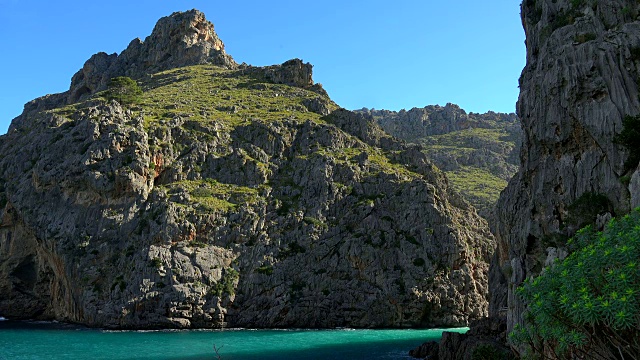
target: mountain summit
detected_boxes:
[69,10,236,103]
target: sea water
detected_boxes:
[0,320,467,360]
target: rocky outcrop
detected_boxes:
[409,318,513,360]
[492,0,640,336]
[68,9,236,101]
[11,9,235,129]
[0,10,494,329]
[358,104,522,218]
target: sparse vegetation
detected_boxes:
[574,33,597,43]
[210,267,240,297]
[164,178,261,213]
[255,264,274,275]
[303,216,328,229]
[150,257,163,268]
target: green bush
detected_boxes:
[566,192,612,230]
[255,264,274,275]
[210,268,239,297]
[510,209,640,359]
[150,257,162,268]
[106,76,142,105]
[615,114,640,171]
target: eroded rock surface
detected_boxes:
[492,0,640,334]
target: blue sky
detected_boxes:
[0,1,525,134]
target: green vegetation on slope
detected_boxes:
[139,65,336,131]
[161,179,263,213]
[511,209,640,359]
[364,106,521,217]
[445,167,508,209]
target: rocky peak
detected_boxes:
[68,9,236,103]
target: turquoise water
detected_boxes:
[0,319,467,360]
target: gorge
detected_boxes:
[2,1,640,358]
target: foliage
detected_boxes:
[615,114,640,172]
[278,242,306,259]
[510,208,640,359]
[574,33,596,44]
[210,268,239,297]
[106,76,143,105]
[303,216,327,229]
[631,47,640,62]
[255,264,274,275]
[566,192,612,230]
[445,167,509,212]
[150,257,163,268]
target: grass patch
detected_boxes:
[162,178,261,213]
[139,65,338,132]
[445,167,508,210]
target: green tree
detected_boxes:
[106,76,142,105]
[511,209,640,359]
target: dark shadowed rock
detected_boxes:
[410,317,514,360]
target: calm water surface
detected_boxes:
[0,319,467,360]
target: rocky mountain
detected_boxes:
[357,105,521,218]
[0,10,494,329]
[492,0,640,338]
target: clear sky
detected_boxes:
[0,0,525,134]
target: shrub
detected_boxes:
[615,114,640,171]
[210,268,239,297]
[574,33,596,43]
[566,192,612,230]
[303,216,327,229]
[255,264,274,275]
[511,209,640,359]
[150,257,162,268]
[106,76,142,105]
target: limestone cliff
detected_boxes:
[492,0,640,334]
[0,10,494,329]
[358,105,521,218]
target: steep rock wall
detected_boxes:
[492,0,640,333]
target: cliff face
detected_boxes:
[0,10,494,329]
[492,0,640,332]
[359,105,521,218]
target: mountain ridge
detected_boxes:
[357,104,522,218]
[0,10,494,329]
